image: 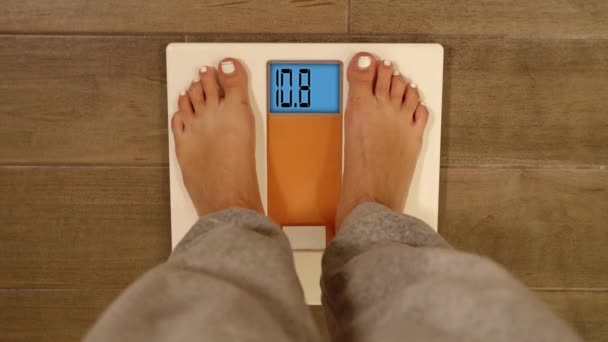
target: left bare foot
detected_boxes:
[171,58,263,216]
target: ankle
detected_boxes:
[336,194,374,229]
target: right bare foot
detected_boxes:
[336,52,429,228]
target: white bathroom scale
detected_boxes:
[166,43,443,305]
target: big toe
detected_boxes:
[347,52,377,97]
[217,58,249,103]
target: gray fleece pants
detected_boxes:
[85,202,581,342]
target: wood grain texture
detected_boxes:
[440,168,608,288]
[351,0,608,36]
[538,291,608,342]
[2,167,605,289]
[1,291,604,342]
[0,36,176,164]
[1,0,347,34]
[310,35,608,166]
[0,289,119,342]
[437,38,608,166]
[4,35,606,166]
[310,305,331,342]
[0,167,171,288]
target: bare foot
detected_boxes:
[171,58,263,216]
[336,52,429,228]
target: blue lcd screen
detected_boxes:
[269,62,341,113]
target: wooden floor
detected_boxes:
[1,0,607,341]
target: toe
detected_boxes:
[402,83,420,118]
[413,103,429,134]
[374,59,393,100]
[187,77,205,112]
[200,66,220,107]
[347,52,377,97]
[178,89,194,122]
[389,70,407,108]
[171,111,185,139]
[217,58,249,103]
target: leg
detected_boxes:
[322,53,582,342]
[86,59,319,342]
[323,203,581,342]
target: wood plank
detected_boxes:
[351,0,608,36]
[1,0,347,34]
[311,305,331,342]
[4,35,606,166]
[537,291,608,342]
[320,35,606,166]
[0,167,171,288]
[440,168,608,288]
[436,38,608,166]
[1,167,606,289]
[184,35,608,167]
[0,36,178,164]
[1,291,603,342]
[0,289,119,342]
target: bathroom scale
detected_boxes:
[166,43,444,305]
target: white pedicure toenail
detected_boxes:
[410,83,418,89]
[421,102,427,106]
[193,77,199,83]
[180,90,185,96]
[221,61,235,74]
[383,60,392,66]
[393,70,400,76]
[357,56,372,69]
[200,66,208,73]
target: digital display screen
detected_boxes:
[269,62,341,113]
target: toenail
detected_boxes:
[180,89,186,96]
[200,66,208,73]
[383,60,392,66]
[357,56,372,69]
[193,77,199,83]
[393,70,400,76]
[421,102,427,106]
[221,61,235,74]
[410,83,418,89]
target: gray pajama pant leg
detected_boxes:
[85,208,320,342]
[322,202,582,342]
[87,203,581,342]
